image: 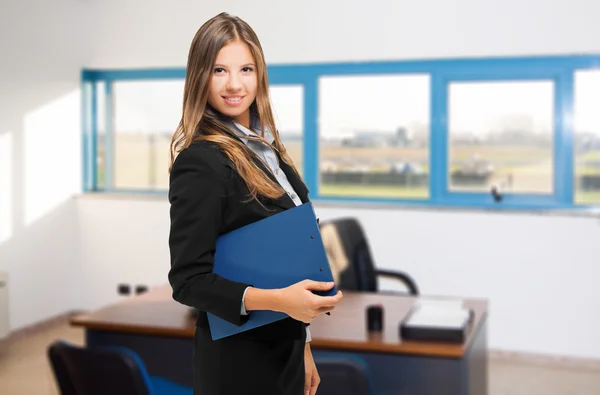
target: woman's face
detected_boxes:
[207,40,258,128]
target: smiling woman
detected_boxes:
[169,12,301,202]
[207,40,258,127]
[166,12,342,395]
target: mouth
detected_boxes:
[222,96,245,106]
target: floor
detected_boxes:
[1,318,599,395]
[0,317,84,395]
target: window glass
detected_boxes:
[574,70,600,204]
[270,85,304,174]
[113,80,184,190]
[448,81,554,195]
[319,74,430,199]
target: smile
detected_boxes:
[222,96,244,105]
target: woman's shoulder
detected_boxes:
[172,140,231,176]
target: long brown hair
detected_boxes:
[169,12,301,201]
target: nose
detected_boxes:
[226,73,242,91]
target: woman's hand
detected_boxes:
[276,280,343,323]
[304,343,320,395]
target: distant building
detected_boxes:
[341,126,413,147]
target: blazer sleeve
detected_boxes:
[168,146,251,327]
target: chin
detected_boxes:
[221,108,250,120]
[223,108,247,117]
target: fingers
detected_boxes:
[304,373,311,395]
[303,280,335,291]
[310,374,320,395]
[310,382,319,395]
[313,290,343,307]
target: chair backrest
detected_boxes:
[47,342,78,395]
[314,355,374,395]
[324,218,377,292]
[47,341,152,395]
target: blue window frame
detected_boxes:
[81,54,600,210]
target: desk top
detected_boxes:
[71,285,487,358]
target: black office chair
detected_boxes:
[321,217,419,295]
[314,354,375,395]
[47,340,192,395]
[47,341,77,395]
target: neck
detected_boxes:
[233,110,251,129]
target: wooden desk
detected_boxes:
[72,286,488,395]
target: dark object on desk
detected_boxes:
[117,284,131,296]
[314,355,374,395]
[47,340,192,395]
[135,285,149,295]
[366,304,384,332]
[399,305,474,343]
[319,217,419,296]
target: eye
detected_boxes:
[214,67,226,74]
[242,66,254,72]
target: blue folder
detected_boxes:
[206,202,337,340]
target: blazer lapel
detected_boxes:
[278,155,310,204]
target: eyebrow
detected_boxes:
[214,63,256,68]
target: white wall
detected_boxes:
[75,195,171,309]
[0,0,90,330]
[3,0,600,360]
[84,0,600,68]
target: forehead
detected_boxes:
[215,40,255,65]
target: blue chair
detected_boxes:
[47,340,192,395]
[314,353,375,395]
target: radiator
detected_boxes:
[0,271,8,339]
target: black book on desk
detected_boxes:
[400,301,474,343]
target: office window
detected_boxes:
[448,81,554,195]
[318,74,430,199]
[83,55,600,210]
[95,81,106,190]
[270,85,304,174]
[113,80,184,190]
[574,70,600,204]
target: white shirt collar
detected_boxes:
[231,115,274,145]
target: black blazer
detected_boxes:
[168,139,310,340]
